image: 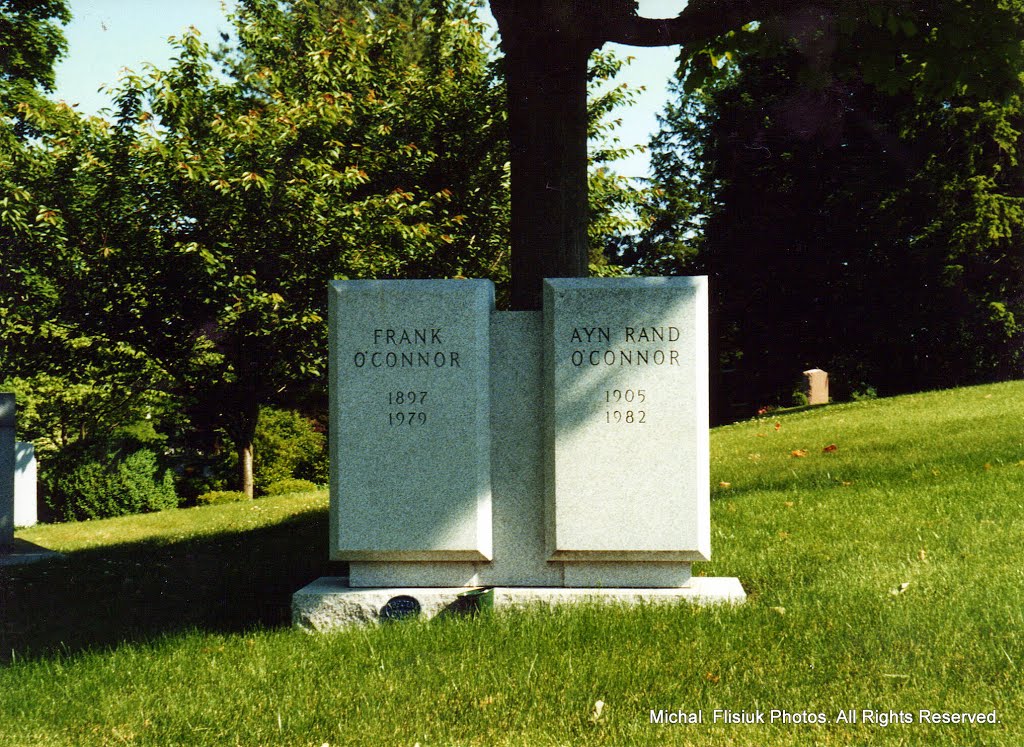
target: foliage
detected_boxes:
[636,1,1024,419]
[0,372,174,453]
[42,444,178,522]
[29,0,510,496]
[585,49,653,275]
[263,477,320,496]
[252,407,326,494]
[195,489,249,506]
[1,0,653,498]
[0,0,70,134]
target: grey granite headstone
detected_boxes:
[543,278,710,586]
[0,393,15,546]
[329,280,493,572]
[297,276,743,620]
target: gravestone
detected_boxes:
[294,278,744,629]
[544,278,709,588]
[803,368,829,406]
[15,442,37,528]
[329,280,493,587]
[0,394,14,547]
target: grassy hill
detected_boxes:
[2,381,1022,746]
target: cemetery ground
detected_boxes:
[1,382,1022,746]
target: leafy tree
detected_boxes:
[636,1,1024,419]
[49,0,512,497]
[0,0,169,450]
[3,0,649,503]
[489,0,1024,308]
[0,0,70,128]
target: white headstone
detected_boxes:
[14,442,37,528]
[297,276,742,623]
[803,368,829,406]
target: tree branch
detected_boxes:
[602,0,820,48]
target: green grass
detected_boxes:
[2,381,1023,746]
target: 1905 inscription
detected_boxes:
[605,388,647,425]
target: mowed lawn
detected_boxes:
[2,381,1023,746]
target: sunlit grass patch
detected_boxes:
[2,383,1023,745]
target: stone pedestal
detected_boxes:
[294,577,747,631]
[295,277,744,626]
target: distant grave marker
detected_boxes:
[804,368,829,406]
[15,442,37,528]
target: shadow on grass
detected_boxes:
[0,509,346,664]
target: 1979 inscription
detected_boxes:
[387,391,429,426]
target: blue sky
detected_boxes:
[53,1,686,181]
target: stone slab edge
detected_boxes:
[293,576,746,632]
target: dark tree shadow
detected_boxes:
[0,509,346,664]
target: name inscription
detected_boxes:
[568,326,681,368]
[352,327,462,369]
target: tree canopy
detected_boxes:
[2,0,648,498]
[632,0,1024,419]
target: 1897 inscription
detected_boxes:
[387,390,429,426]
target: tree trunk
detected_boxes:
[501,30,594,310]
[239,439,255,499]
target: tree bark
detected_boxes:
[502,34,593,310]
[490,0,792,309]
[239,439,255,499]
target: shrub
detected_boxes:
[263,478,319,496]
[195,490,249,506]
[253,407,326,495]
[43,446,178,522]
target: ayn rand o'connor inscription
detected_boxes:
[329,280,493,562]
[544,278,710,562]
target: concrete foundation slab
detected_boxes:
[293,576,746,632]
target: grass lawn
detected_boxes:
[2,381,1023,746]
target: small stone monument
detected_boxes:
[0,393,14,547]
[293,278,745,629]
[803,368,829,406]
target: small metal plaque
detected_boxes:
[379,595,422,621]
